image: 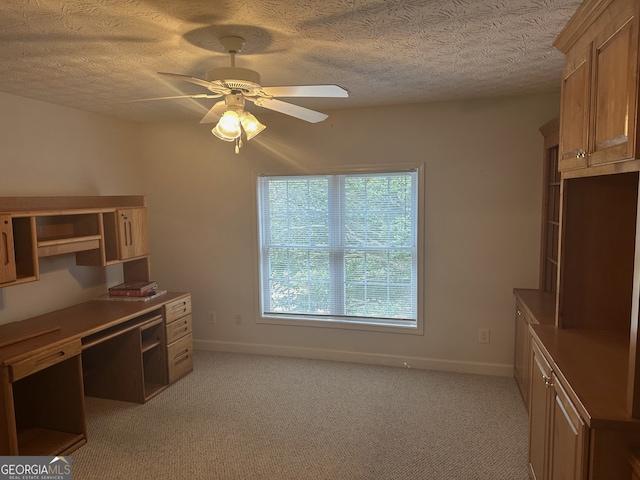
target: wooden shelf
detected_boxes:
[37,235,101,257]
[0,196,152,288]
[17,427,85,456]
[143,382,166,401]
[141,339,161,353]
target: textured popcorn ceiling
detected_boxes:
[0,0,582,123]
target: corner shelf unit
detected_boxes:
[0,196,151,287]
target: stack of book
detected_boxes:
[108,281,158,298]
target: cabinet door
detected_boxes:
[549,374,588,480]
[116,208,149,260]
[559,47,590,170]
[514,305,531,408]
[530,342,553,480]
[589,16,638,166]
[0,214,17,284]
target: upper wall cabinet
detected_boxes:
[556,0,640,172]
[0,214,17,284]
[116,208,149,261]
[0,196,150,287]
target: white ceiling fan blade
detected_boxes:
[199,100,227,124]
[259,85,349,98]
[112,93,221,104]
[158,72,230,94]
[252,98,328,123]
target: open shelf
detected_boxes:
[12,355,86,455]
[17,427,86,456]
[37,234,101,257]
[141,317,167,400]
[36,213,102,258]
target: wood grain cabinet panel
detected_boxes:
[164,295,193,384]
[116,208,149,260]
[556,0,640,171]
[514,303,532,409]
[529,341,553,480]
[549,373,588,480]
[529,340,589,480]
[0,214,16,284]
[559,49,590,170]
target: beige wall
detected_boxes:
[0,90,558,374]
[138,93,560,375]
[0,92,144,323]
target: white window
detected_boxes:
[257,168,422,332]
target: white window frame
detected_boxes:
[253,163,425,335]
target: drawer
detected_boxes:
[10,339,82,382]
[165,295,191,324]
[166,314,192,344]
[167,334,193,383]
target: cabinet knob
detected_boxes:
[543,374,554,388]
[576,150,587,159]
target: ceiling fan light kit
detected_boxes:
[149,35,348,154]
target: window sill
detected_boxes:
[257,314,423,335]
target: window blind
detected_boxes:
[258,170,418,327]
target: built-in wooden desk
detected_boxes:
[0,292,192,456]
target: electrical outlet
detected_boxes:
[208,311,216,324]
[235,314,242,325]
[479,328,490,344]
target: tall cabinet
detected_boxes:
[515,0,640,478]
[0,196,194,456]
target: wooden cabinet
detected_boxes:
[549,373,587,480]
[529,341,553,480]
[559,46,590,170]
[513,290,555,411]
[555,0,640,171]
[164,295,193,384]
[0,215,37,287]
[529,340,588,480]
[0,196,151,286]
[0,292,192,455]
[115,208,149,260]
[514,303,533,409]
[2,344,87,455]
[518,2,640,479]
[0,214,16,284]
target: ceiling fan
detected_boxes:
[153,36,349,153]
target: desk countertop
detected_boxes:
[0,291,188,366]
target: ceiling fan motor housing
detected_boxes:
[206,67,261,92]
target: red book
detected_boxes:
[108,288,157,297]
[108,281,157,297]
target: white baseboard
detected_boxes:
[193,339,515,377]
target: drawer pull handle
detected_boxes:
[175,355,190,366]
[2,232,9,266]
[174,348,189,358]
[35,351,65,366]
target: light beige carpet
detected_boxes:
[72,351,529,479]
